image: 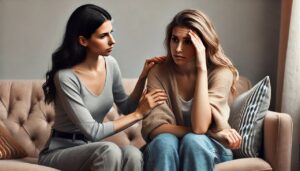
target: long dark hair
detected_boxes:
[43,4,112,104]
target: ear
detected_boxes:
[78,36,88,47]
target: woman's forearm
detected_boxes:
[129,76,147,102]
[112,111,143,132]
[191,69,212,134]
[149,124,192,139]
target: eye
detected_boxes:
[184,39,192,45]
[171,36,178,43]
[98,34,107,39]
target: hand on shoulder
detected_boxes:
[139,56,167,79]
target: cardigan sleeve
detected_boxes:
[207,68,233,132]
[141,66,176,142]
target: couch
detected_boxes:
[0,77,292,171]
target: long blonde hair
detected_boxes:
[165,9,239,93]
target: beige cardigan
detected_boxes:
[141,61,233,142]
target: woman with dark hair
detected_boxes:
[39,4,166,171]
[142,9,242,171]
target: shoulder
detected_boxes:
[148,61,172,77]
[105,56,121,74]
[208,67,234,84]
[105,55,119,67]
[54,69,80,87]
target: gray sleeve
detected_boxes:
[54,72,115,142]
[111,58,138,114]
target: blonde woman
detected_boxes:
[142,9,242,171]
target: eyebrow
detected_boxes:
[98,30,113,37]
[171,34,190,40]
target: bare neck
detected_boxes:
[79,54,104,72]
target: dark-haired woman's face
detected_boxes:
[85,20,115,56]
[170,26,196,66]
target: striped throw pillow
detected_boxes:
[229,76,271,158]
[0,125,27,159]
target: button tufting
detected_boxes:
[31,136,36,141]
[19,119,25,126]
[127,132,135,141]
[37,96,43,102]
[46,116,52,123]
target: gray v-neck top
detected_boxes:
[53,56,137,142]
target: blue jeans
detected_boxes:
[143,133,233,171]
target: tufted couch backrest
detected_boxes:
[0,77,251,158]
[0,80,55,157]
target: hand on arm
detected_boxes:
[129,56,167,103]
[113,89,167,132]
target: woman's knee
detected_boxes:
[146,133,179,155]
[148,133,179,152]
[95,142,122,162]
[122,145,143,162]
[181,133,213,151]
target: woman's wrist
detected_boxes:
[138,74,147,81]
[196,61,207,71]
[196,66,208,73]
[133,111,143,120]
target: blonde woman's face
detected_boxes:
[170,26,196,65]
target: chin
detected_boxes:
[173,59,185,65]
[101,52,111,57]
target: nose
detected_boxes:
[175,42,183,53]
[108,33,115,46]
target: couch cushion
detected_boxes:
[215,158,272,171]
[103,106,146,148]
[0,80,55,157]
[229,76,271,158]
[228,76,252,105]
[0,124,27,159]
[0,160,59,171]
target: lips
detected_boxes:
[174,55,185,59]
[106,47,113,52]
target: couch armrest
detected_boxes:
[264,111,293,171]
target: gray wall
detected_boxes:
[0,0,281,109]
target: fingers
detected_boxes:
[225,129,242,149]
[188,30,205,50]
[146,56,167,64]
[231,129,242,148]
[153,93,168,103]
[146,61,156,70]
[225,132,236,149]
[146,89,167,107]
[148,89,166,96]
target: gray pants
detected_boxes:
[39,141,143,171]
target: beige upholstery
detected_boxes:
[0,78,293,171]
[264,111,293,171]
